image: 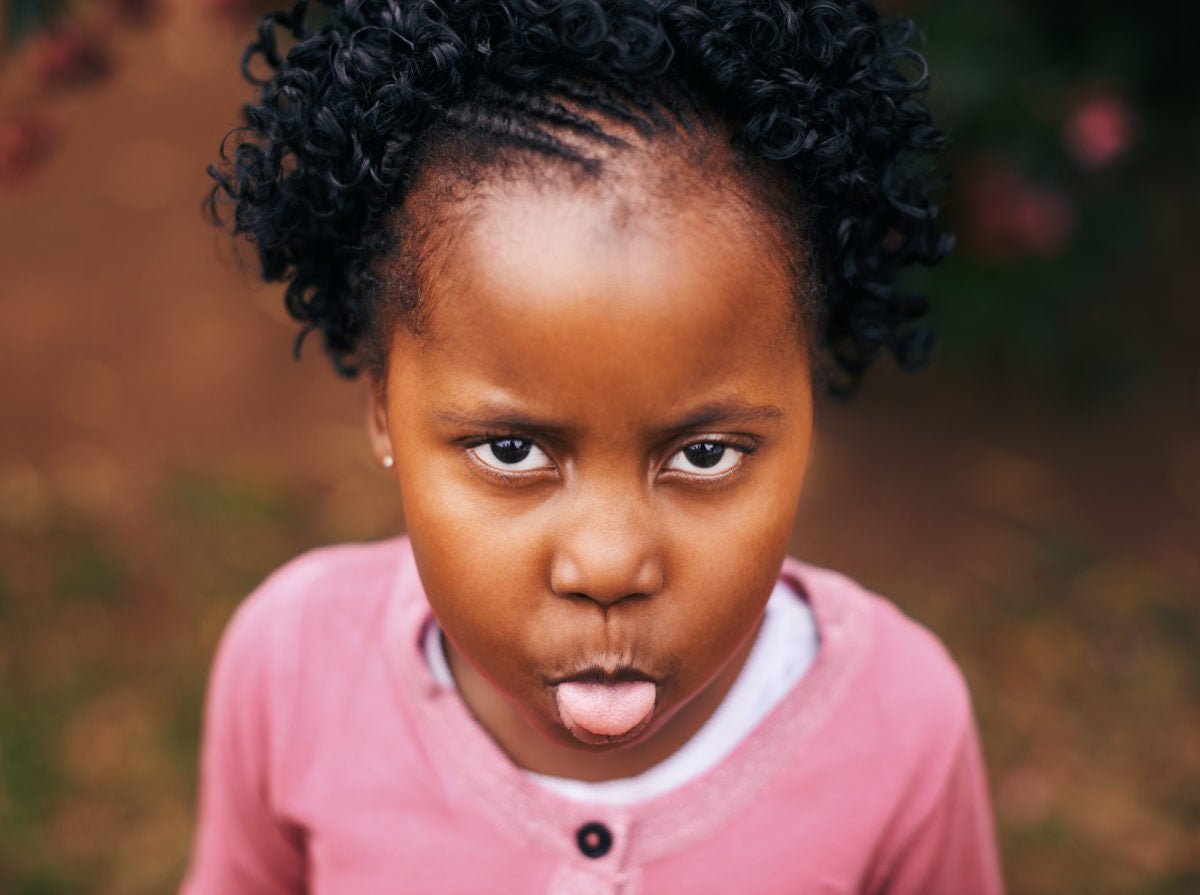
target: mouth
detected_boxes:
[549,667,660,745]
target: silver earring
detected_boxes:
[381,455,394,469]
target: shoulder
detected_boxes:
[867,584,973,732]
[202,538,418,781]
[249,536,412,608]
[212,537,417,698]
[777,561,1002,889]
[184,540,415,893]
[228,537,413,641]
[784,558,976,748]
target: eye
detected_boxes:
[468,438,553,473]
[663,441,746,477]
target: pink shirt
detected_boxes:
[181,538,1003,894]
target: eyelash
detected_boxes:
[462,434,759,485]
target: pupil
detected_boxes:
[685,442,725,468]
[490,438,532,464]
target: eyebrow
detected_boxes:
[665,401,784,431]
[434,408,573,433]
[434,401,783,433]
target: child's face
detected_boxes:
[369,167,814,779]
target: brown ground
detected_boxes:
[1,3,1198,893]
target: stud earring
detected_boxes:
[381,455,394,469]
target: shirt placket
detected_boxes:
[547,815,639,895]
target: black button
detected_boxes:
[576,822,612,858]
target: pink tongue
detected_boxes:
[556,681,656,737]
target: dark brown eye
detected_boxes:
[683,442,725,468]
[664,441,746,477]
[468,438,552,473]
[490,438,533,464]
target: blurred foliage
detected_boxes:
[901,0,1200,390]
[3,0,68,48]
[0,470,335,894]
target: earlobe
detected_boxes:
[364,377,394,468]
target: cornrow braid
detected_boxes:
[542,74,662,137]
[431,67,707,181]
[432,75,643,178]
[470,79,629,148]
[442,99,606,173]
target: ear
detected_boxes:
[364,375,394,467]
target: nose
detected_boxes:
[548,486,665,608]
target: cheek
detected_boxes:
[669,450,806,572]
[663,494,794,640]
[397,469,548,653]
[662,454,808,639]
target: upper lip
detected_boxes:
[548,665,658,686]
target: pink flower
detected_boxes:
[960,160,1077,262]
[1011,186,1075,258]
[1063,92,1135,171]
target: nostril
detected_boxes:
[563,589,654,611]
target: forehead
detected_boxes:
[397,112,809,312]
[387,171,808,425]
[452,179,789,330]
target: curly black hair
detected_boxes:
[209,0,952,391]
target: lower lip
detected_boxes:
[554,680,658,744]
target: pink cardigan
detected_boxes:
[181,538,1003,894]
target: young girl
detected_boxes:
[182,1,1003,892]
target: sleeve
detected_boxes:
[869,718,1005,895]
[179,589,308,895]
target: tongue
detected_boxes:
[556,681,656,737]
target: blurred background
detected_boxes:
[0,0,1197,891]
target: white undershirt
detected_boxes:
[422,579,819,806]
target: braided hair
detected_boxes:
[209,0,951,391]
